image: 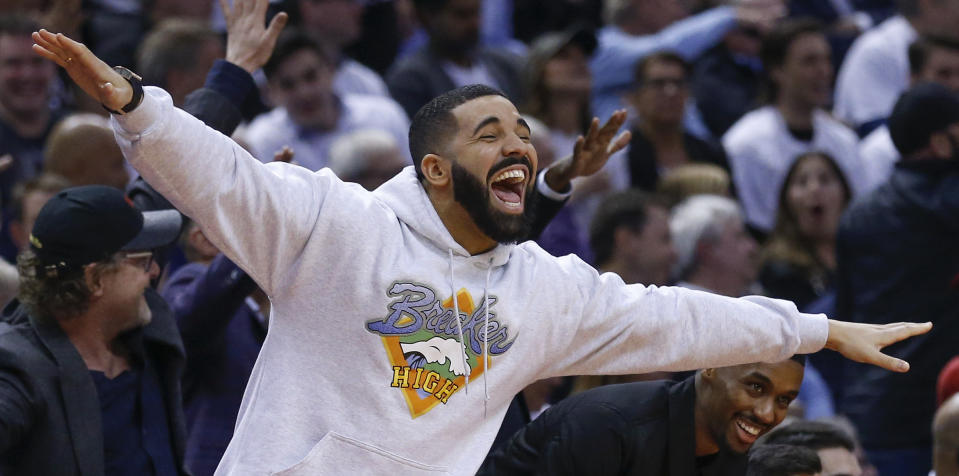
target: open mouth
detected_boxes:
[489,166,528,212]
[734,416,765,446]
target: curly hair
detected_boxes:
[16,250,118,322]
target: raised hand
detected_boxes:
[32,30,131,112]
[825,320,933,372]
[735,0,786,33]
[221,0,288,73]
[544,109,632,192]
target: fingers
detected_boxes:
[868,350,910,373]
[217,0,232,20]
[252,0,268,20]
[583,117,599,141]
[572,135,585,160]
[879,321,932,346]
[606,130,632,155]
[272,145,294,163]
[265,10,289,41]
[32,43,67,68]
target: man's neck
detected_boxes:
[686,268,746,297]
[0,101,50,139]
[638,119,685,147]
[546,96,586,135]
[430,41,475,68]
[775,98,816,131]
[60,313,130,378]
[693,377,720,456]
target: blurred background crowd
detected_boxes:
[1,0,959,474]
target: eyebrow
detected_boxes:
[471,116,532,136]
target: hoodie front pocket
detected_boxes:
[272,431,450,475]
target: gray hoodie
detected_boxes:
[112,88,828,475]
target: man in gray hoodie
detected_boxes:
[32,24,930,475]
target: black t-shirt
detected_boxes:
[91,359,178,476]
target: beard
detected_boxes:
[450,157,538,244]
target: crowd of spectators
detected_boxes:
[1,0,959,474]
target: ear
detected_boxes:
[929,131,953,159]
[84,265,107,299]
[421,153,452,188]
[189,226,219,258]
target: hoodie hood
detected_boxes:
[373,166,516,267]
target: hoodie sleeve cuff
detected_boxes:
[796,312,830,355]
[111,86,168,139]
[536,168,573,201]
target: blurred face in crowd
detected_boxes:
[619,205,677,286]
[168,37,223,107]
[542,43,592,97]
[298,0,363,48]
[701,217,758,294]
[446,95,539,243]
[46,124,130,191]
[773,32,832,109]
[817,446,862,476]
[698,360,804,455]
[784,154,848,243]
[917,46,959,92]
[268,48,338,130]
[0,32,55,119]
[426,0,481,54]
[11,188,57,251]
[633,58,689,127]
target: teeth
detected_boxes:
[492,169,526,184]
[737,419,761,436]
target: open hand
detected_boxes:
[825,320,932,372]
[32,30,131,112]
[544,109,632,192]
[222,0,288,73]
[735,0,786,34]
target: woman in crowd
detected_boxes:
[760,151,852,310]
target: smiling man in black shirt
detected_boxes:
[480,356,805,476]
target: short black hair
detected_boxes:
[263,28,333,79]
[761,420,857,452]
[588,189,666,267]
[747,444,822,476]
[634,51,691,86]
[408,84,507,183]
[760,18,824,102]
[909,35,959,76]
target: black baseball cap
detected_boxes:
[28,185,181,273]
[888,82,959,157]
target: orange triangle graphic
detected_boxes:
[381,289,491,419]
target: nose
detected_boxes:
[754,398,776,425]
[501,133,530,159]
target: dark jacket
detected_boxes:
[479,377,746,476]
[627,128,730,192]
[386,46,525,119]
[0,289,188,476]
[835,159,959,449]
[161,255,263,476]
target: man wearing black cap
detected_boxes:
[0,185,187,475]
[835,82,959,476]
[479,357,805,476]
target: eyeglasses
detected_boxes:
[641,78,688,91]
[121,251,154,272]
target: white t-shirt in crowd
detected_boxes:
[334,58,391,98]
[833,15,918,129]
[723,106,865,231]
[858,124,900,192]
[242,94,411,172]
[442,61,500,89]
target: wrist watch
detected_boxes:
[103,66,144,115]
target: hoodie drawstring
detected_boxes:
[449,250,495,416]
[449,249,469,394]
[482,256,492,418]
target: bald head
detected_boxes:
[935,394,959,476]
[44,114,130,190]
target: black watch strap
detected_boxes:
[103,66,144,115]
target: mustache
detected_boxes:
[486,156,533,182]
